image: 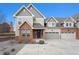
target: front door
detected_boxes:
[37,31,41,38]
[34,30,41,38]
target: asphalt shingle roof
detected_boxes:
[55,17,65,23]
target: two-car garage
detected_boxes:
[45,28,76,40]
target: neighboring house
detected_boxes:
[63,16,76,28]
[13,4,45,42]
[72,14,79,28]
[45,17,61,39]
[72,14,79,39]
[46,17,58,27]
[45,16,79,40]
[61,17,77,39]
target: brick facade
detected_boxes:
[18,22,33,42]
[17,21,44,42]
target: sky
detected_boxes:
[0,3,79,28]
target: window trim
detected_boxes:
[21,29,30,36]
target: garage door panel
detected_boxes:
[45,32,60,39]
[61,32,76,39]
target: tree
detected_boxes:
[0,23,10,33]
[0,13,6,24]
[0,13,11,32]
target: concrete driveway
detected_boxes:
[17,39,79,55]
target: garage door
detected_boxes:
[61,32,76,39]
[45,32,60,39]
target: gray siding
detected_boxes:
[16,8,32,16]
[28,6,43,18]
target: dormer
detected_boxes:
[64,16,76,28]
[46,17,58,27]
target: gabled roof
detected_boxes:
[72,13,79,22]
[65,16,76,23]
[13,5,34,17]
[55,17,65,23]
[27,4,46,19]
[46,17,58,23]
[19,21,32,29]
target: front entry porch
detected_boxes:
[33,29,44,39]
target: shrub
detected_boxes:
[11,48,15,52]
[38,40,45,44]
[3,52,10,55]
[18,41,22,44]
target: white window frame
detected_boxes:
[52,22,56,27]
[64,22,74,27]
[47,22,56,27]
[18,21,21,25]
[21,29,30,36]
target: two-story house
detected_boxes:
[61,16,77,39]
[13,3,79,42]
[45,16,79,40]
[13,4,45,42]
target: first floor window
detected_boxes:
[21,29,30,36]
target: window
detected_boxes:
[44,23,47,27]
[70,23,71,26]
[61,23,63,26]
[23,9,26,12]
[21,29,30,36]
[66,23,73,27]
[52,23,56,27]
[47,22,56,27]
[18,21,21,25]
[47,22,52,27]
[66,23,68,26]
[52,23,54,26]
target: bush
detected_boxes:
[18,41,22,44]
[11,48,15,52]
[38,40,45,44]
[3,52,10,55]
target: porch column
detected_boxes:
[42,30,45,39]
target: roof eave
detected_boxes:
[13,5,34,17]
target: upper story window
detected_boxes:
[47,22,56,27]
[52,23,56,27]
[44,23,47,27]
[52,23,54,26]
[69,23,71,26]
[18,21,21,25]
[65,22,73,27]
[66,23,68,26]
[61,23,63,26]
